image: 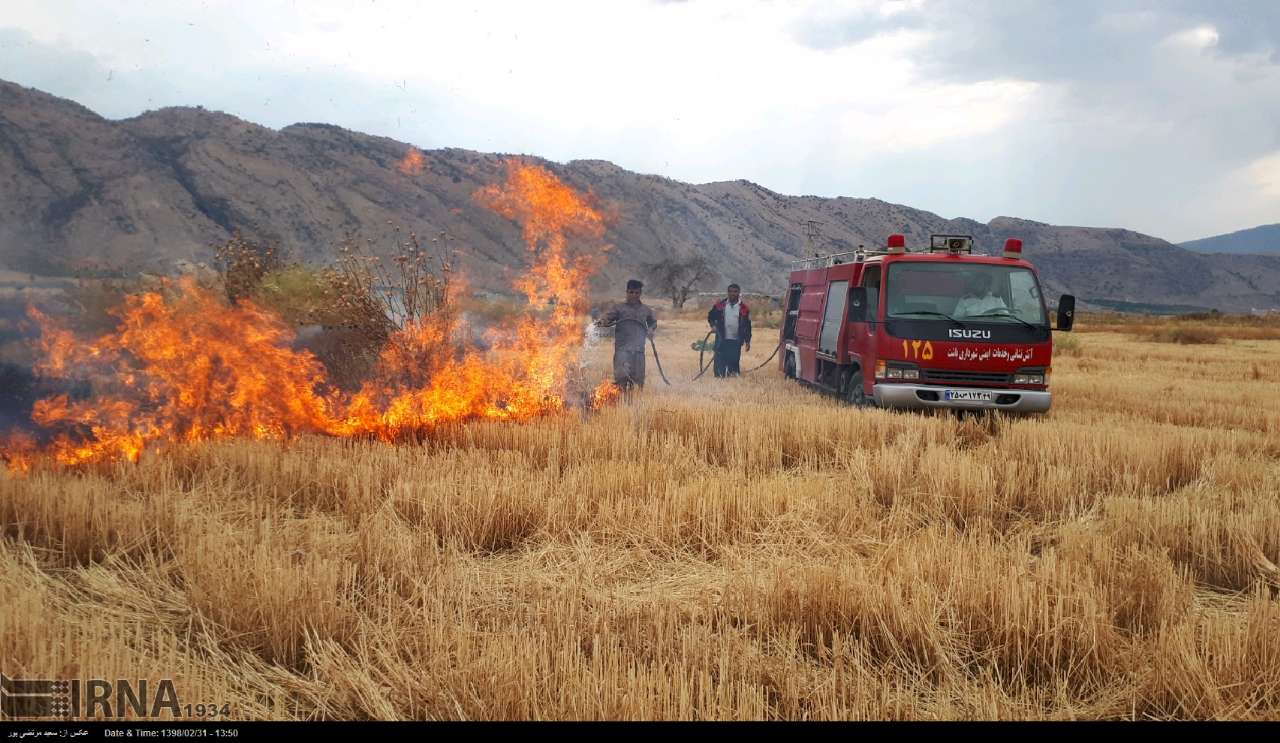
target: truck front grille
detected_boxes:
[921,369,1012,385]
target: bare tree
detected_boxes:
[215,233,286,304]
[644,254,716,309]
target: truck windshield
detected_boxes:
[885,263,1047,325]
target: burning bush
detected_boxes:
[1,160,619,470]
[216,234,285,305]
[211,228,458,391]
[249,264,386,390]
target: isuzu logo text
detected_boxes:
[948,329,992,339]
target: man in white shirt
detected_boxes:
[954,273,1009,318]
[707,283,752,377]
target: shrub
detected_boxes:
[1145,326,1219,345]
[215,234,285,304]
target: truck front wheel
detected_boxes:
[844,368,868,407]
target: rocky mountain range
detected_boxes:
[1181,224,1280,257]
[3,78,1279,312]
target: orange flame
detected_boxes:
[590,381,622,410]
[397,148,426,176]
[2,160,616,470]
[13,285,338,467]
[0,431,35,474]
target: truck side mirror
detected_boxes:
[848,287,867,322]
[1056,294,1075,331]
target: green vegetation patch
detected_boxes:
[1084,298,1215,316]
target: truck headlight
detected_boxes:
[1013,373,1045,385]
[902,368,920,380]
[887,368,903,379]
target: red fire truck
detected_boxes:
[779,234,1075,413]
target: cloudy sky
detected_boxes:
[2,0,1277,242]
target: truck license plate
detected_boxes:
[945,390,993,402]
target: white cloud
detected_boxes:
[1204,150,1280,230]
[1248,151,1280,201]
[255,2,1029,157]
[879,0,925,17]
[833,77,1038,155]
[1164,24,1221,50]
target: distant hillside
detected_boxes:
[2,79,1279,312]
[1181,224,1280,256]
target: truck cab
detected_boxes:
[778,234,1075,413]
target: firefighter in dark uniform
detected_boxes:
[596,279,657,391]
[707,283,752,377]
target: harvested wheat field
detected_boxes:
[3,314,1280,720]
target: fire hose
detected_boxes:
[605,318,781,386]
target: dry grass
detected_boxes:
[3,317,1280,720]
[1077,311,1280,343]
